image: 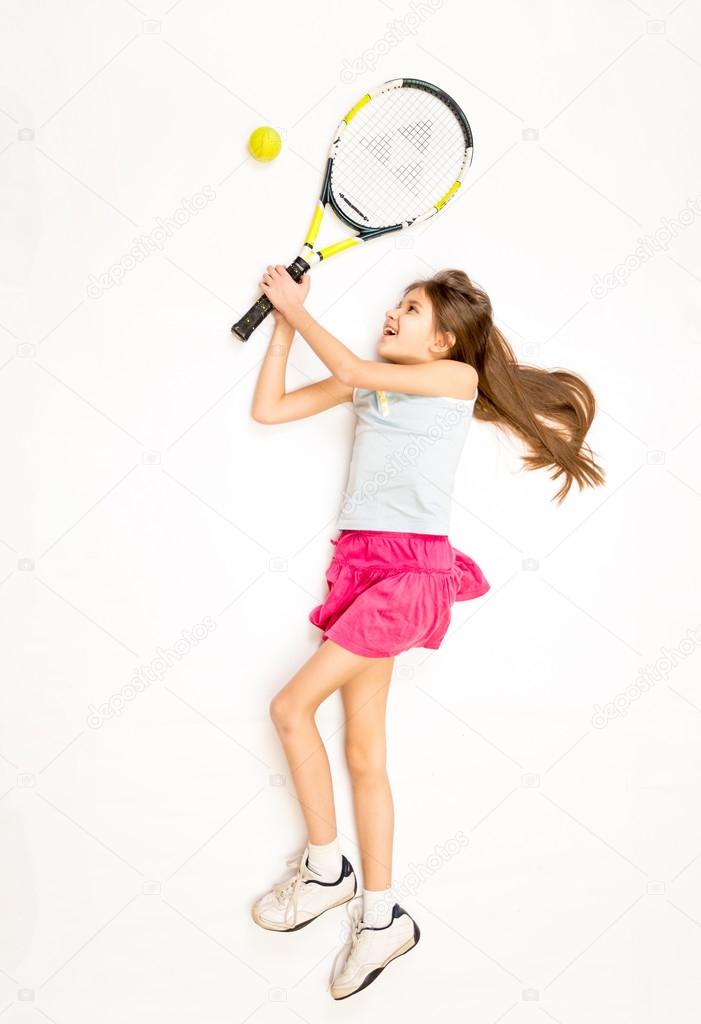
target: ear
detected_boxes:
[435,330,456,353]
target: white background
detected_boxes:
[1,0,700,1019]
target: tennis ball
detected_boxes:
[248,126,282,162]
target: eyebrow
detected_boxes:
[402,297,423,307]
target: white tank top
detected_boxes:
[336,385,478,534]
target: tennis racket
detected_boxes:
[231,77,473,341]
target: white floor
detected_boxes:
[1,0,700,1019]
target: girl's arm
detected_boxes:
[251,319,353,424]
[251,318,294,419]
[289,306,476,399]
[260,264,477,400]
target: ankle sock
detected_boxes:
[361,887,394,928]
[306,836,342,880]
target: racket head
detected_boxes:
[327,78,473,236]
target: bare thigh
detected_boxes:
[271,639,393,717]
[341,657,395,753]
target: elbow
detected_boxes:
[336,359,360,388]
[251,407,274,424]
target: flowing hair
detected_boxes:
[402,269,605,504]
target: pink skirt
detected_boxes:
[309,529,490,658]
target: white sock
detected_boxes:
[306,836,342,880]
[361,887,394,928]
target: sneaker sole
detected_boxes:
[251,881,357,932]
[330,919,421,1000]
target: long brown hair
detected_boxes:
[402,269,605,504]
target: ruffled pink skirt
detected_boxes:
[309,529,490,658]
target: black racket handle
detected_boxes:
[231,257,311,341]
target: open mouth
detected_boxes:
[383,326,398,336]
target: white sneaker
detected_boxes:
[251,845,357,932]
[329,894,421,1000]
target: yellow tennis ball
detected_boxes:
[248,126,282,162]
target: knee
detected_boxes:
[269,692,308,733]
[345,740,386,780]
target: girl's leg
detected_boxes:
[269,638,389,846]
[341,656,395,890]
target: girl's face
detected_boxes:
[377,287,453,363]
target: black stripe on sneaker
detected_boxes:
[359,903,411,931]
[304,853,355,887]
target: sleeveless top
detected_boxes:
[336,385,479,535]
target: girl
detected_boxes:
[249,264,605,1000]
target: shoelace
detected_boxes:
[272,846,309,928]
[329,894,365,987]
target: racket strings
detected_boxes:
[331,87,467,228]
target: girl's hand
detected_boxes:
[260,264,310,325]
